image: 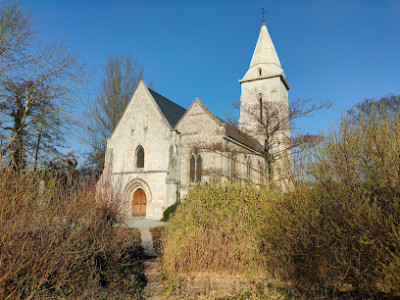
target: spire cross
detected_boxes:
[261,5,265,23]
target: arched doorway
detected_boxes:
[133,189,146,216]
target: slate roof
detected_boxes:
[149,88,263,153]
[222,120,264,154]
[148,88,186,128]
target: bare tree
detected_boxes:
[232,95,331,184]
[84,55,148,170]
[0,2,86,170]
[0,1,33,73]
[349,93,400,120]
[31,111,66,170]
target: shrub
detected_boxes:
[150,226,165,257]
[161,201,180,221]
[267,103,400,296]
[163,183,278,278]
[0,167,143,298]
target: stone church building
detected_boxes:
[101,19,290,220]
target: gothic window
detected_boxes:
[258,93,263,121]
[258,68,262,76]
[190,155,195,182]
[136,145,144,168]
[197,155,202,182]
[189,149,202,183]
[260,162,266,185]
[246,156,252,181]
[230,153,237,179]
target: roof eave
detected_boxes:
[239,74,290,90]
[223,135,263,154]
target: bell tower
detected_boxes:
[238,17,290,145]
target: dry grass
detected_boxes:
[0,167,143,299]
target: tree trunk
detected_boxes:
[11,96,25,170]
[33,125,43,170]
[264,151,274,187]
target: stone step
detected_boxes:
[145,270,164,282]
[144,260,163,271]
[145,282,165,297]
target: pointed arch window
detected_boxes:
[136,145,144,168]
[230,153,237,179]
[189,149,202,183]
[258,93,264,121]
[246,156,252,181]
[258,68,262,77]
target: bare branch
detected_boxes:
[82,55,148,170]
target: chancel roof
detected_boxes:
[148,88,186,128]
[218,118,264,154]
[148,88,263,153]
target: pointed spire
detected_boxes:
[240,17,285,82]
[249,21,282,70]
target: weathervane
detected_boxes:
[262,5,265,24]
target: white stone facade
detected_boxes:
[100,20,290,220]
[102,84,179,220]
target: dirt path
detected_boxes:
[125,219,166,298]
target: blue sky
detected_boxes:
[22,0,400,160]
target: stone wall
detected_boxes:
[176,99,265,197]
[104,82,178,220]
[167,273,284,298]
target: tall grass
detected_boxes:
[0,167,142,299]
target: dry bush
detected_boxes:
[266,103,400,297]
[163,184,278,279]
[150,226,165,257]
[163,100,400,298]
[0,167,142,299]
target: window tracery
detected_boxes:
[189,149,202,183]
[246,156,252,181]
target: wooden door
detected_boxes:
[133,189,146,216]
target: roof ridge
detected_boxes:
[148,88,186,111]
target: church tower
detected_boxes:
[238,18,290,146]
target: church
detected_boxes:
[100,18,290,220]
